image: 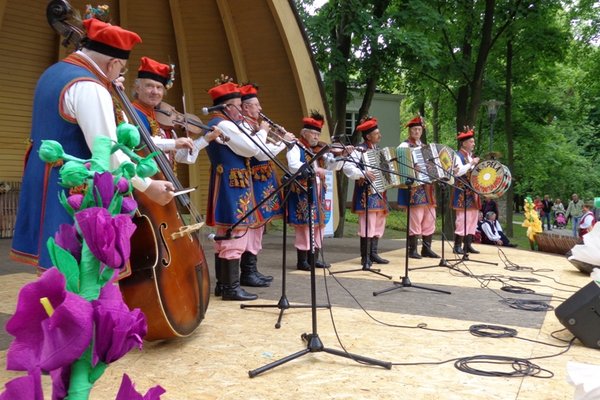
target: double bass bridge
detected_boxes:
[171,222,205,240]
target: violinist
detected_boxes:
[286,111,345,270]
[11,19,175,271]
[205,78,269,301]
[132,57,220,164]
[342,117,390,267]
[236,83,294,289]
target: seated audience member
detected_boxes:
[474,211,484,243]
[480,211,517,247]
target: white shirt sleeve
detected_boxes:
[343,150,365,180]
[217,120,267,158]
[152,137,177,152]
[286,145,303,173]
[63,80,151,191]
[454,153,473,177]
[252,129,287,161]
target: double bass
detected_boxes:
[46,0,209,340]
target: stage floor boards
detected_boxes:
[1,235,598,399]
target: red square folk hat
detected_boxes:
[239,84,259,101]
[137,57,173,87]
[208,82,241,105]
[456,128,474,141]
[405,116,423,128]
[82,18,141,59]
[356,117,378,134]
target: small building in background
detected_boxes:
[344,91,403,206]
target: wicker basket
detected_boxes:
[535,232,582,255]
[0,181,21,239]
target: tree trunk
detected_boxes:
[504,37,514,236]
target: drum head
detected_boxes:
[470,160,510,198]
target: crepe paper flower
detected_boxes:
[60,161,92,188]
[67,194,85,211]
[135,155,160,178]
[50,365,70,400]
[115,374,166,400]
[92,283,147,366]
[117,122,141,149]
[115,161,137,181]
[121,196,138,214]
[116,177,131,193]
[39,140,88,165]
[76,207,137,270]
[0,368,43,400]
[93,171,117,209]
[54,224,82,262]
[5,268,93,373]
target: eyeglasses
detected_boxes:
[111,59,128,76]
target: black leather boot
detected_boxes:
[214,253,224,296]
[370,237,389,264]
[421,235,440,258]
[464,234,480,254]
[241,251,273,282]
[453,234,464,254]
[221,258,258,301]
[296,249,310,271]
[313,248,330,268]
[360,237,372,269]
[240,252,270,287]
[408,235,422,259]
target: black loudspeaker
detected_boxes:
[555,281,600,349]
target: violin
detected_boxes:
[154,102,209,136]
[154,102,229,143]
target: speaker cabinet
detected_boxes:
[555,281,600,349]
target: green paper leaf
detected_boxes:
[46,238,81,294]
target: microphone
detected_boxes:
[207,232,239,241]
[201,104,226,115]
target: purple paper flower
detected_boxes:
[50,366,70,400]
[5,268,93,373]
[76,207,136,269]
[0,368,43,400]
[92,283,146,365]
[54,224,82,262]
[116,177,130,193]
[93,171,116,209]
[121,196,138,214]
[67,194,84,211]
[115,374,166,400]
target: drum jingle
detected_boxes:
[470,160,512,198]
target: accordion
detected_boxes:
[395,144,453,186]
[362,147,402,192]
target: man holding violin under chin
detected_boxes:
[132,57,220,164]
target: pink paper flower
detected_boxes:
[115,374,166,400]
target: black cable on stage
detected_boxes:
[454,355,553,378]
[500,298,554,311]
[469,324,517,338]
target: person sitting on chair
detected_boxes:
[480,211,517,247]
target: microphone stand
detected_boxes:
[249,144,392,377]
[408,159,466,273]
[371,150,452,297]
[240,173,330,328]
[330,152,392,279]
[449,175,497,267]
